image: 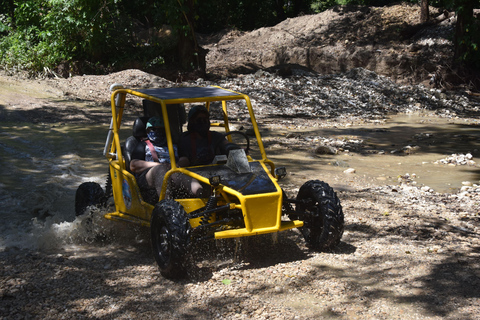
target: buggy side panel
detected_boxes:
[105,160,152,224]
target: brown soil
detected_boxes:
[200,4,459,88]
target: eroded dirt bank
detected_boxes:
[1,67,480,319]
[201,4,456,87]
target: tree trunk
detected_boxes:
[454,0,474,62]
[420,0,429,23]
[176,0,206,76]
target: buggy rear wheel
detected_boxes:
[151,200,191,279]
[75,182,105,216]
[294,180,344,251]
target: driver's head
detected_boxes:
[187,105,210,136]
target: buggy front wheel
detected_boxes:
[151,200,191,279]
[294,180,344,251]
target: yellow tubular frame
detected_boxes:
[104,86,302,236]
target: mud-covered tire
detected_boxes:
[294,180,344,251]
[105,170,113,199]
[75,182,105,216]
[151,200,191,279]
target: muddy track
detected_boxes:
[1,65,480,319]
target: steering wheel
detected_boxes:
[220,131,251,155]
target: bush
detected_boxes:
[0,0,146,74]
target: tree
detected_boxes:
[160,0,206,75]
[420,0,429,23]
[453,0,479,67]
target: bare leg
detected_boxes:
[190,179,204,196]
[145,164,169,196]
[170,173,205,197]
[146,164,208,198]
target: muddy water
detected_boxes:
[269,114,480,193]
[1,95,479,252]
[0,121,109,250]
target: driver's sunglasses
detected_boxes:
[151,127,165,132]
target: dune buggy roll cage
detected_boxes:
[105,85,275,189]
[102,84,302,239]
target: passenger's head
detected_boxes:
[187,105,210,136]
[146,117,166,144]
[146,116,164,133]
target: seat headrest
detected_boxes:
[133,117,149,138]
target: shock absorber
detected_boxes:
[200,195,217,225]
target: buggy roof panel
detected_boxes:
[135,86,242,103]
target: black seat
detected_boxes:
[124,116,149,173]
[124,117,158,204]
[123,102,186,204]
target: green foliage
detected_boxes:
[311,0,337,13]
[2,1,107,71]
[1,0,479,73]
[0,0,168,73]
[454,0,480,68]
[0,27,35,70]
[0,12,12,34]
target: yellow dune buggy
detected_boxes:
[75,84,344,279]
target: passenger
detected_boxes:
[130,116,179,197]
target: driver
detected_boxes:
[178,105,240,197]
[178,105,237,166]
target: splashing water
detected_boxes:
[0,122,117,251]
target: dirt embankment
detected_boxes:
[201,4,457,87]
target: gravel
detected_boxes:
[47,67,480,125]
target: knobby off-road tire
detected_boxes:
[75,182,105,216]
[295,180,344,251]
[105,170,113,200]
[151,200,191,279]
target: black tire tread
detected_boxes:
[75,182,105,216]
[105,169,113,200]
[296,180,344,251]
[151,200,191,279]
